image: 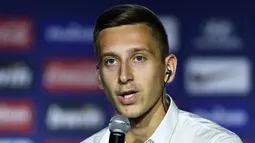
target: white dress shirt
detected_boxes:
[81,95,243,143]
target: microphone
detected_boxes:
[109,115,131,143]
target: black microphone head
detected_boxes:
[109,115,131,133]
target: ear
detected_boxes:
[164,54,177,83]
[96,64,104,89]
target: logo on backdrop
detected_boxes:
[192,17,243,50]
[0,138,34,143]
[45,101,106,131]
[0,17,33,50]
[189,98,249,135]
[43,58,99,92]
[191,105,248,128]
[184,56,251,95]
[0,61,33,90]
[44,21,93,43]
[0,99,34,133]
[45,140,80,143]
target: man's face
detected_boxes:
[96,24,167,118]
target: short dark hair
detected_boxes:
[93,4,169,62]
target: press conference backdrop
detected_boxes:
[0,0,253,143]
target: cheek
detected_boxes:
[135,65,164,93]
[135,64,161,83]
[101,68,118,88]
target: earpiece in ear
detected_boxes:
[166,66,172,76]
[165,65,172,83]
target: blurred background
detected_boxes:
[0,0,254,143]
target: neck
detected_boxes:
[126,93,169,142]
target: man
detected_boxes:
[81,4,243,143]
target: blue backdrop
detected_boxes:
[0,0,253,143]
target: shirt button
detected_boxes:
[146,139,154,143]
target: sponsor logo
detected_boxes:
[0,138,33,143]
[45,140,80,143]
[43,58,98,92]
[159,15,180,52]
[184,57,251,95]
[192,17,243,50]
[45,102,105,131]
[0,61,33,90]
[0,99,34,133]
[0,17,33,49]
[44,22,93,43]
[191,105,248,128]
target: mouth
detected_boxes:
[119,90,138,98]
[117,90,138,105]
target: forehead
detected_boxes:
[97,24,157,53]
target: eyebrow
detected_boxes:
[128,47,156,58]
[102,47,154,57]
[100,51,119,59]
[129,47,153,54]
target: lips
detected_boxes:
[117,90,138,105]
[119,90,138,96]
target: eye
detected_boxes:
[105,58,117,65]
[134,55,146,62]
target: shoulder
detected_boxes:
[80,127,108,143]
[177,110,243,143]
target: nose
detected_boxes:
[118,62,134,84]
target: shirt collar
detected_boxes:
[146,94,179,143]
[99,94,179,143]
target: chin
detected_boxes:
[122,112,142,119]
[118,106,145,119]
